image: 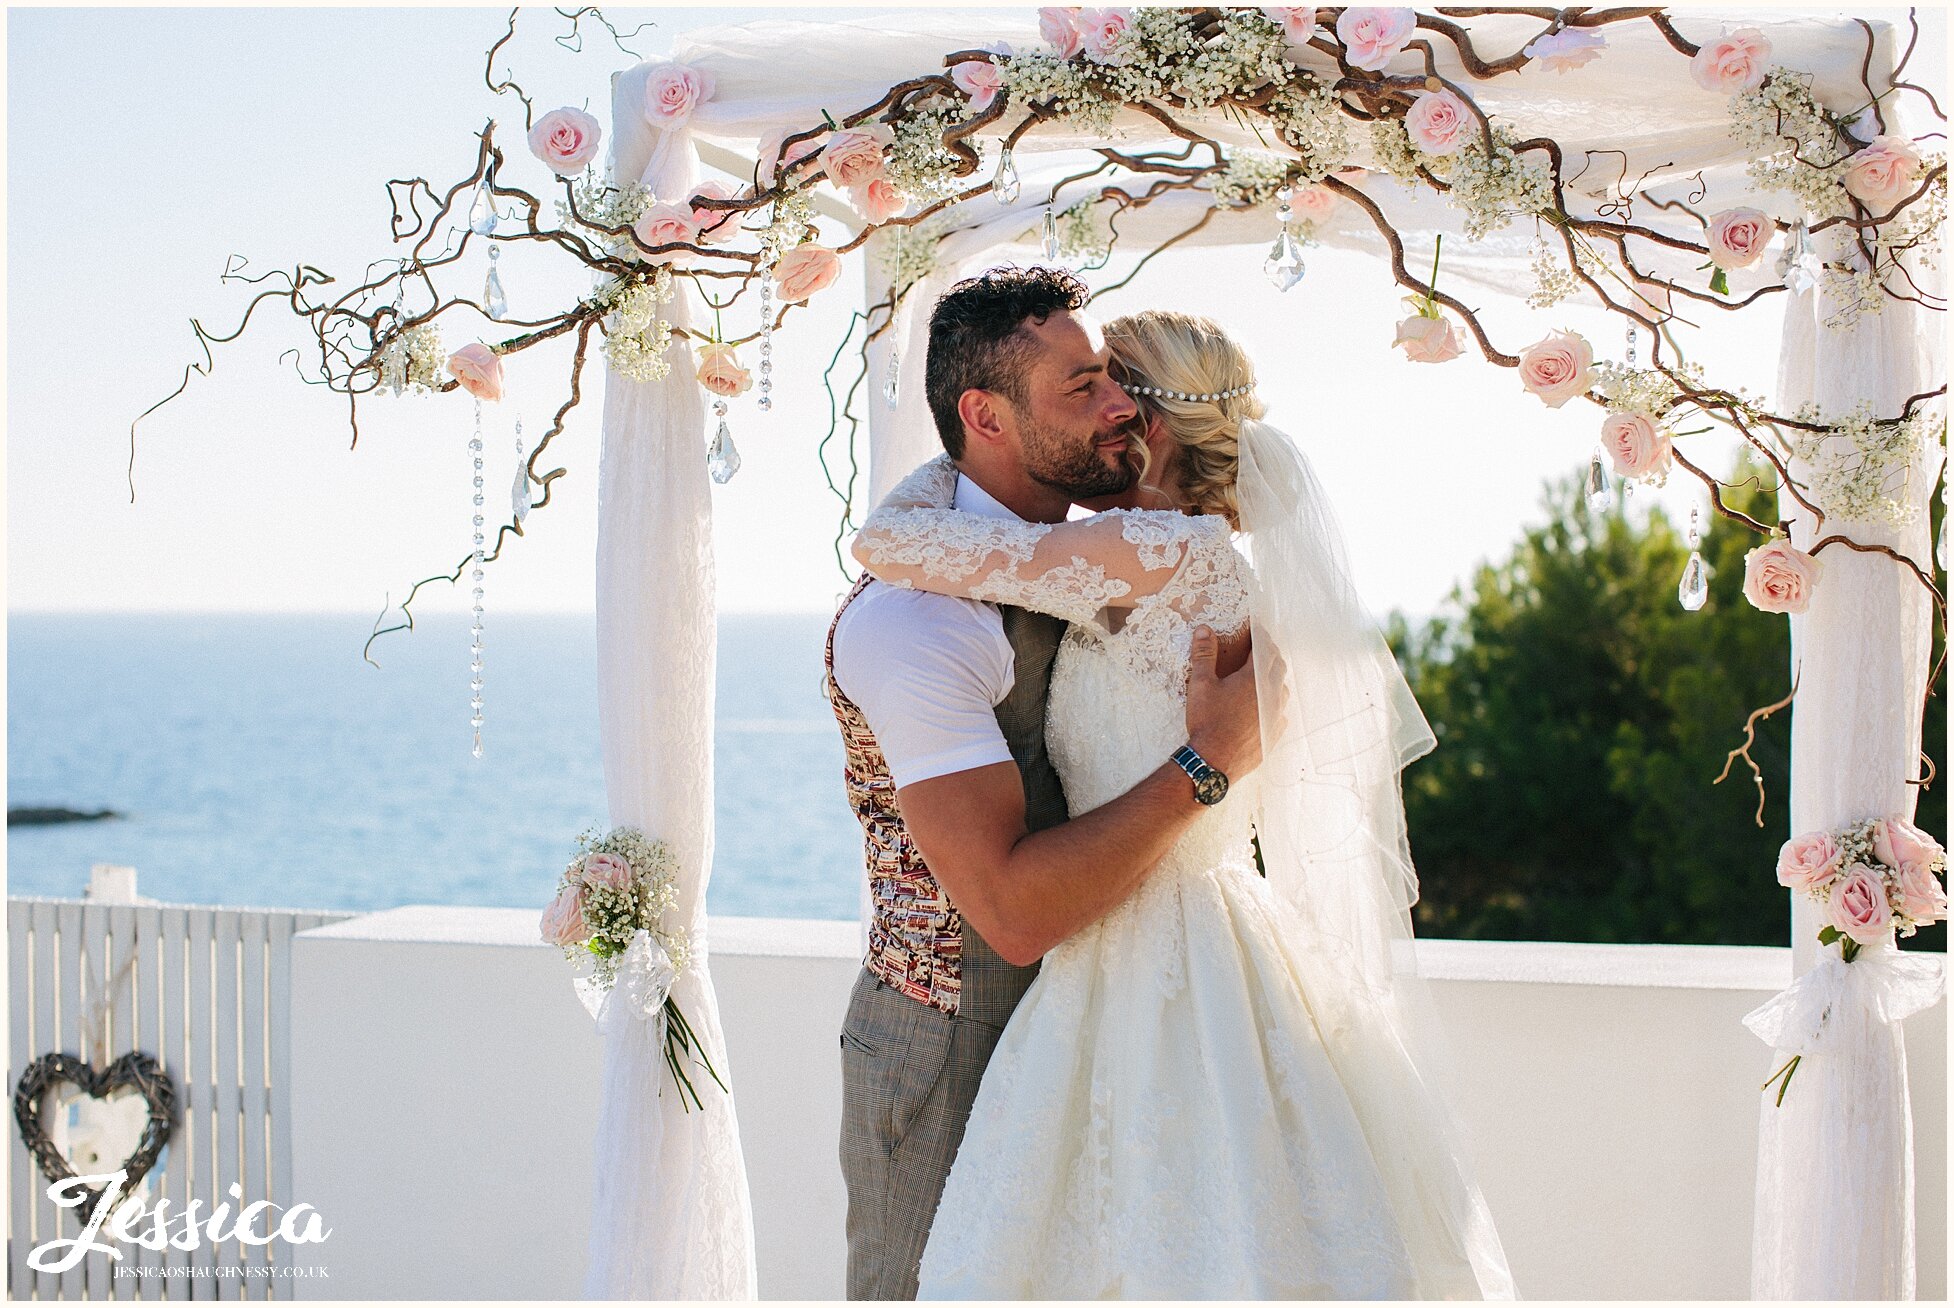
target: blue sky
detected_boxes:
[7,5,1941,617]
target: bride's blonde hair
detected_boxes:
[1103,310,1265,529]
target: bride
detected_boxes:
[848,309,1516,1299]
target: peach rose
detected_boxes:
[688,181,741,245]
[820,125,894,189]
[446,343,503,402]
[1039,7,1085,59]
[1261,7,1320,45]
[1707,207,1773,271]
[951,59,1005,112]
[756,127,827,189]
[528,107,603,179]
[643,61,715,128]
[1405,89,1472,157]
[1291,183,1339,221]
[1599,410,1671,478]
[1841,136,1923,212]
[1872,816,1944,871]
[1523,26,1606,74]
[539,884,589,946]
[1827,863,1892,945]
[1336,7,1417,72]
[1741,538,1821,615]
[1077,8,1134,64]
[696,343,753,398]
[774,243,843,302]
[1690,28,1771,95]
[851,177,906,224]
[633,202,702,257]
[581,850,634,893]
[1517,329,1595,408]
[1392,312,1463,363]
[1897,861,1949,925]
[1777,830,1845,892]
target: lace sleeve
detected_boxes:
[851,470,1246,631]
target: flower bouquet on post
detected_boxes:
[540,826,725,1111]
[1748,816,1948,1105]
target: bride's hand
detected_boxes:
[1186,625,1262,779]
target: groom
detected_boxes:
[823,265,1263,1299]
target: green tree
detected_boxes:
[1391,455,1946,948]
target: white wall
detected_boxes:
[288,910,1945,1300]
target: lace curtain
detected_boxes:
[581,60,758,1301]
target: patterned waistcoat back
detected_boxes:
[824,575,1070,1026]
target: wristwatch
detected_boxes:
[1171,743,1230,807]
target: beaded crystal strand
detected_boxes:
[469,398,487,757]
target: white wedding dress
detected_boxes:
[855,456,1495,1300]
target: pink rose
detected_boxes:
[696,343,753,398]
[643,61,715,129]
[820,125,894,189]
[1291,183,1339,221]
[1599,411,1671,479]
[1827,863,1893,945]
[446,343,503,402]
[1741,538,1821,615]
[1405,89,1472,156]
[1336,7,1417,72]
[1872,816,1944,872]
[688,181,741,245]
[1261,7,1320,45]
[539,884,589,946]
[1517,329,1595,408]
[1039,7,1085,59]
[1392,312,1463,363]
[527,107,603,179]
[1690,28,1771,95]
[1706,207,1773,270]
[757,127,827,189]
[951,59,1005,112]
[1841,136,1923,212]
[851,177,907,224]
[1523,26,1607,74]
[774,243,843,303]
[632,202,703,258]
[1077,8,1133,64]
[1777,830,1845,892]
[1896,861,1949,925]
[581,851,634,893]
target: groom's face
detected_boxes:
[1002,311,1141,500]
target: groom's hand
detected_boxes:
[1186,625,1262,779]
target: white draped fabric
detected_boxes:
[584,9,1942,1300]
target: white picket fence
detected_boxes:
[8,895,354,1300]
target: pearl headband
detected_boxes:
[1120,381,1255,403]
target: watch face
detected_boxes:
[1193,771,1229,806]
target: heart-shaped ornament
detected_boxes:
[13,1051,176,1222]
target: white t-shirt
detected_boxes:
[831,471,1021,789]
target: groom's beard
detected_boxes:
[1019,416,1139,500]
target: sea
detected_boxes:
[6,612,866,919]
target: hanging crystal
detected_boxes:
[1263,185,1305,291]
[510,415,530,525]
[991,147,1021,206]
[757,263,775,413]
[468,178,499,237]
[1777,219,1819,294]
[469,399,487,757]
[484,245,508,319]
[707,398,741,483]
[1678,507,1709,611]
[883,345,901,409]
[1042,207,1062,260]
[1625,321,1638,369]
[1585,449,1614,512]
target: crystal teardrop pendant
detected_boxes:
[883,348,901,409]
[707,400,740,483]
[484,253,508,319]
[1678,551,1710,611]
[511,419,530,525]
[1585,450,1613,512]
[991,148,1021,206]
[1263,229,1306,291]
[1042,208,1061,260]
[468,179,499,236]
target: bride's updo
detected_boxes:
[1103,310,1265,529]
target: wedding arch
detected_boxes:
[139,6,1946,1299]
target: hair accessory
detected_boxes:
[1120,381,1255,403]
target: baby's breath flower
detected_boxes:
[1784,401,1935,527]
[378,321,445,395]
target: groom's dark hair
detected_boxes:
[926,265,1090,459]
